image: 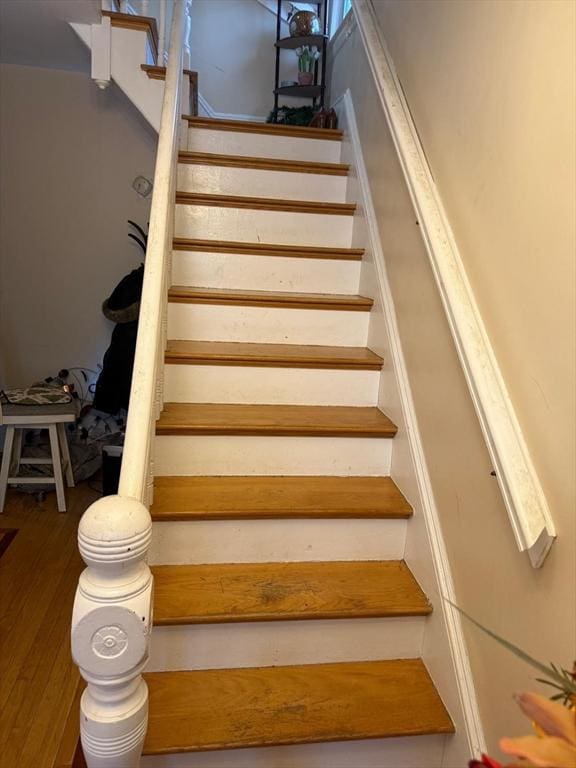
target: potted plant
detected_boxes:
[295,46,319,86]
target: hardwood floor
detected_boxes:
[0,484,98,768]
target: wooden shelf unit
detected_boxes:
[272,0,329,117]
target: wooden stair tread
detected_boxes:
[168,286,373,311]
[164,340,383,369]
[150,476,412,520]
[101,10,158,59]
[156,404,397,437]
[175,191,356,216]
[141,64,197,81]
[151,560,431,625]
[183,115,343,141]
[178,151,349,176]
[172,237,364,260]
[143,659,454,754]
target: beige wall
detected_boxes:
[328,1,575,758]
[371,0,576,571]
[189,0,308,118]
[0,64,156,390]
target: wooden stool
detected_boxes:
[0,402,76,513]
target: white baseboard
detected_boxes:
[334,87,487,762]
[197,91,267,123]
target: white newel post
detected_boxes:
[70,2,188,761]
[71,496,153,767]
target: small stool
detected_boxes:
[0,401,76,513]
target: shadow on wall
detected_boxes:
[0,63,157,391]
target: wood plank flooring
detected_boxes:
[0,485,97,768]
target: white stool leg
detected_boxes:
[11,428,23,476]
[48,424,66,513]
[0,426,16,513]
[57,422,75,488]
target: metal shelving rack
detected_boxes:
[272,0,329,117]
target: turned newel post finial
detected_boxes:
[71,495,153,768]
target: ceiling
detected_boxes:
[0,0,100,72]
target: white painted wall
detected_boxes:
[328,6,576,760]
[0,64,156,389]
[188,0,310,120]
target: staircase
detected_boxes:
[68,6,466,767]
[137,116,454,765]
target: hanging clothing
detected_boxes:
[92,265,144,415]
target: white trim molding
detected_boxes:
[336,86,487,763]
[352,0,556,568]
[329,3,355,57]
[197,91,267,123]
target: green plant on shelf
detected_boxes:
[266,106,315,126]
[295,45,320,73]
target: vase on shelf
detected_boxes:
[298,71,314,86]
[288,10,320,37]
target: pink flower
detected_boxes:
[469,755,504,768]
[499,693,576,768]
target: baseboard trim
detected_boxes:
[197,92,267,123]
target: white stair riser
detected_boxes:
[167,304,369,346]
[164,365,380,406]
[141,735,447,768]
[177,164,348,202]
[154,436,392,476]
[174,205,353,248]
[148,617,424,671]
[187,128,342,164]
[172,251,361,294]
[149,518,405,564]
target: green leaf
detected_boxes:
[535,678,566,692]
[445,599,576,695]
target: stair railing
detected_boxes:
[104,0,175,66]
[70,2,190,766]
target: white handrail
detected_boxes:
[353,0,556,567]
[71,3,190,766]
[119,0,185,504]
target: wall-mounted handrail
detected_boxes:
[353,0,555,567]
[71,3,190,766]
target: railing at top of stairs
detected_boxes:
[104,0,192,68]
[70,2,190,766]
